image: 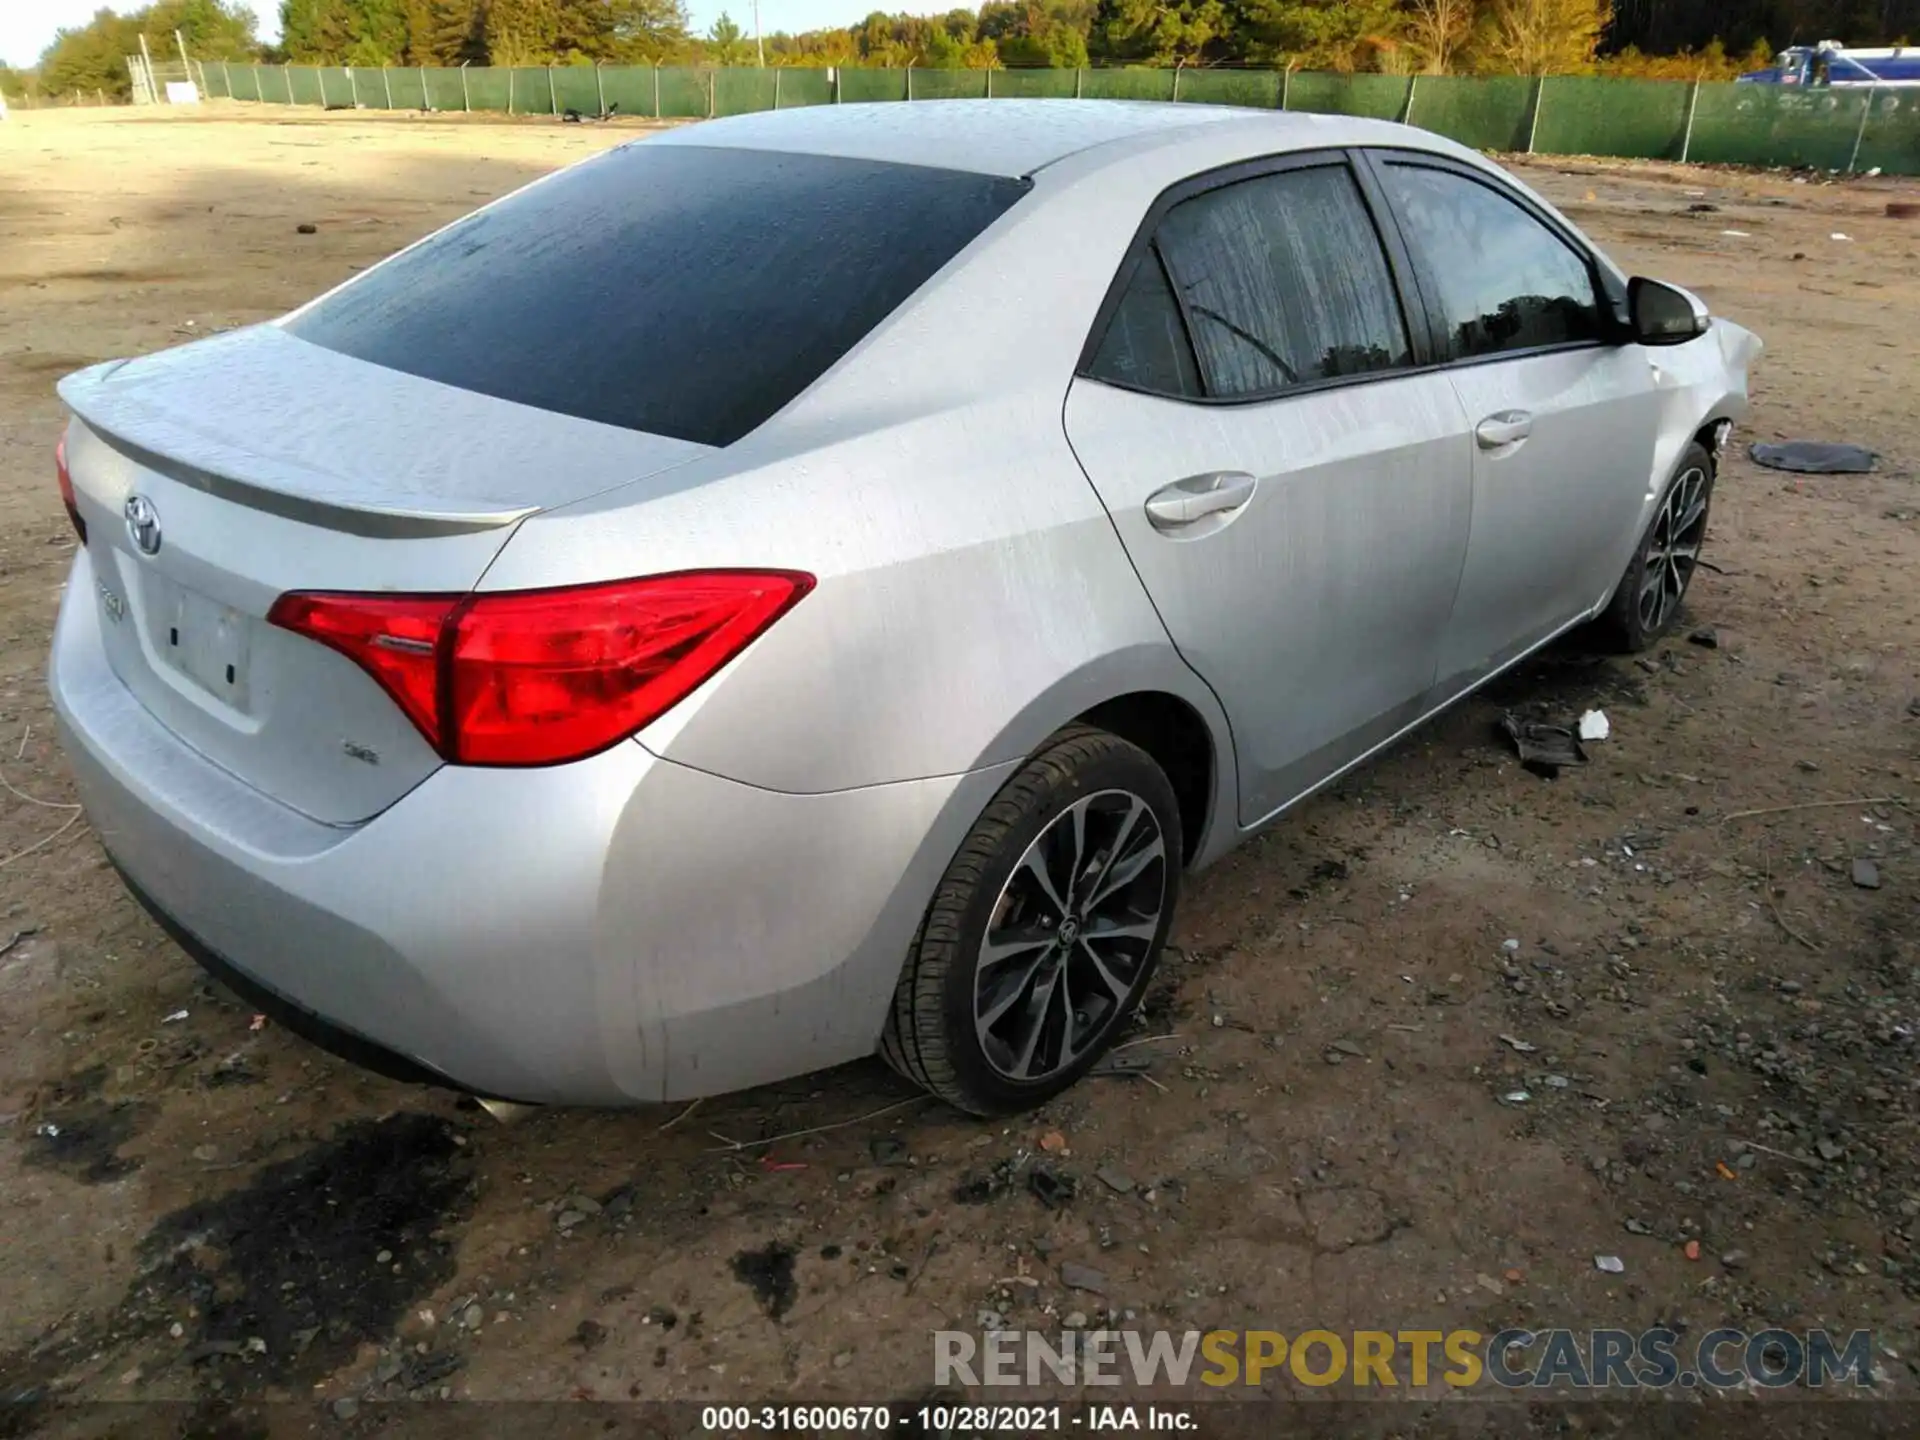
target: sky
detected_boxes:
[3,0,876,68]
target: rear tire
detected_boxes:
[1596,441,1716,652]
[881,725,1182,1117]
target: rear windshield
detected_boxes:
[285,145,1030,448]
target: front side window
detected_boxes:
[1152,165,1411,400]
[1378,162,1602,361]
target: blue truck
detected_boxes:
[1739,43,1920,87]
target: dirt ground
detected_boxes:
[0,106,1916,1435]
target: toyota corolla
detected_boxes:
[49,100,1759,1115]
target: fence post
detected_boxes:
[1074,68,1082,99]
[347,66,357,108]
[906,64,913,101]
[1171,63,1181,102]
[653,63,661,118]
[1846,82,1879,173]
[595,61,604,116]
[1526,75,1545,153]
[461,60,470,112]
[507,66,514,114]
[1679,76,1701,163]
[382,65,392,109]
[283,65,292,105]
[985,67,991,99]
[707,68,715,118]
[1280,63,1292,111]
[1402,73,1417,125]
[772,65,780,109]
[547,65,556,115]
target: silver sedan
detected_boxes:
[49,100,1759,1115]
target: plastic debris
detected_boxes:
[249,1014,268,1032]
[1499,1034,1538,1054]
[1039,1130,1068,1154]
[1719,229,1750,237]
[1502,1090,1532,1105]
[1499,714,1585,777]
[1684,1239,1701,1261]
[1595,1255,1625,1274]
[1751,441,1877,474]
[1578,709,1610,742]
[1852,859,1882,890]
[1830,232,1851,241]
[162,1010,189,1024]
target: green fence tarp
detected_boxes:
[549,64,601,114]
[773,66,834,106]
[1175,69,1280,108]
[1081,68,1174,101]
[1285,72,1410,120]
[507,67,554,113]
[349,67,388,107]
[597,65,655,115]
[201,62,1918,175]
[422,66,464,109]
[462,65,509,110]
[902,68,986,100]
[658,66,709,116]
[839,68,906,102]
[1532,75,1689,160]
[1686,82,1867,170]
[1407,74,1535,152]
[985,68,1074,98]
[386,67,428,110]
[1854,88,1919,175]
[710,66,770,115]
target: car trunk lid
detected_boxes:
[58,328,712,824]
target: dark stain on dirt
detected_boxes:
[0,1111,474,1412]
[20,1067,150,1185]
[730,1241,797,1321]
[141,1110,473,1386]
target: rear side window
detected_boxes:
[1155,165,1410,399]
[285,145,1030,448]
[1086,247,1202,399]
[1377,162,1601,360]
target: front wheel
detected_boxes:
[1597,440,1716,652]
[881,725,1182,1117]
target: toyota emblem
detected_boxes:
[124,495,162,556]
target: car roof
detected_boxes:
[639,98,1414,179]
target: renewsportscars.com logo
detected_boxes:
[934,1327,1877,1391]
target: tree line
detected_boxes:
[19,0,1918,101]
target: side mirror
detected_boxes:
[1628,277,1710,346]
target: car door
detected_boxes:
[1063,153,1476,827]
[1365,153,1666,688]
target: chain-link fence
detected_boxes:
[190,62,1919,175]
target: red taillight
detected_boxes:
[268,592,458,750]
[55,434,87,543]
[269,571,814,768]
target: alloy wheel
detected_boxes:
[1637,465,1709,635]
[973,789,1168,1082]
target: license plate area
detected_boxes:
[143,573,254,711]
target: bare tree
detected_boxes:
[1485,0,1611,74]
[1404,0,1475,73]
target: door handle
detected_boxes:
[1475,410,1533,449]
[1144,471,1257,532]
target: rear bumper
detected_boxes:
[50,550,1009,1105]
